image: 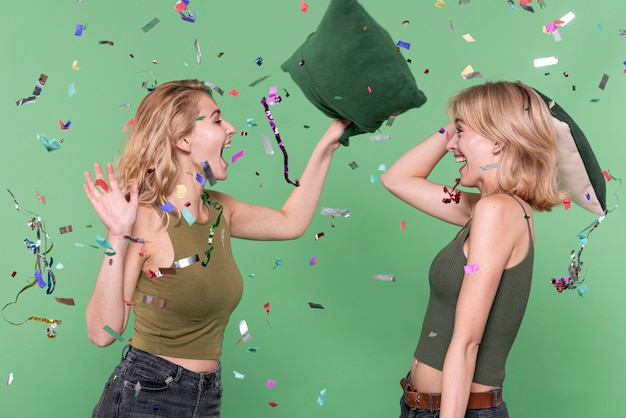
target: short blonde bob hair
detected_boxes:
[446,80,566,212]
[115,79,212,224]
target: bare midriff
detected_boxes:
[410,357,499,394]
[157,355,220,374]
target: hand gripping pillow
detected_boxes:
[534,89,606,215]
[281,0,427,146]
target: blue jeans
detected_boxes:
[92,345,223,418]
[399,395,509,418]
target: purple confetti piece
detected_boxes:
[464,263,480,275]
[158,202,176,213]
[396,40,411,49]
[34,269,46,288]
[75,24,84,36]
[231,149,245,163]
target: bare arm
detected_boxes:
[439,196,519,417]
[381,123,479,226]
[83,163,141,346]
[214,119,350,241]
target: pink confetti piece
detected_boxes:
[400,220,406,230]
[450,20,454,30]
[123,118,135,133]
[228,89,240,97]
[268,401,278,408]
[300,0,308,13]
[464,263,479,275]
[309,256,317,265]
[231,149,245,163]
[266,379,276,388]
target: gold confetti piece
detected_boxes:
[435,0,445,7]
[72,60,80,70]
[59,225,73,234]
[176,184,187,198]
[54,297,75,306]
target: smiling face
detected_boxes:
[447,120,502,194]
[183,94,236,181]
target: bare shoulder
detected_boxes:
[472,194,526,222]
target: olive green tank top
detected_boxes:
[414,195,534,386]
[131,193,243,360]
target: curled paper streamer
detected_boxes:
[261,97,299,186]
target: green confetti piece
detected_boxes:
[103,325,125,342]
[141,18,160,33]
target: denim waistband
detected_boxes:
[123,345,221,389]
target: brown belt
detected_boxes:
[400,375,503,411]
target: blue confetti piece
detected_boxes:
[35,269,46,288]
[75,24,84,36]
[317,388,327,406]
[158,202,176,213]
[396,40,411,50]
[182,207,195,226]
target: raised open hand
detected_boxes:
[83,162,138,237]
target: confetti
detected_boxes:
[55,297,75,306]
[273,257,283,269]
[317,388,327,406]
[59,120,71,130]
[74,24,84,36]
[400,220,406,230]
[255,57,263,66]
[142,295,167,308]
[103,325,125,342]
[6,373,13,387]
[268,401,278,408]
[36,192,45,204]
[37,133,60,151]
[201,160,217,186]
[598,73,609,90]
[203,81,224,96]
[69,82,77,97]
[464,263,480,275]
[402,19,410,26]
[533,57,558,67]
[370,134,390,142]
[372,274,396,282]
[396,40,411,49]
[99,40,114,46]
[228,89,240,97]
[72,60,80,70]
[461,65,482,79]
[233,371,245,379]
[231,149,245,163]
[266,379,276,388]
[348,161,359,170]
[182,207,195,225]
[300,0,308,13]
[141,18,160,33]
[261,97,299,186]
[248,75,270,87]
[59,225,73,234]
[308,302,324,309]
[479,163,500,170]
[237,320,252,343]
[309,256,317,265]
[462,33,476,42]
[134,381,142,397]
[320,208,350,217]
[314,232,324,240]
[174,254,200,268]
[194,38,201,64]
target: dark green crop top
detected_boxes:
[414,195,534,387]
[131,193,243,360]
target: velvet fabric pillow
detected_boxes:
[281,0,427,146]
[534,89,606,215]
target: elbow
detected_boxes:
[380,171,396,192]
[88,332,114,347]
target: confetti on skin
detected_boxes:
[141,18,160,33]
[233,371,245,379]
[96,235,116,256]
[308,302,324,309]
[103,325,125,342]
[372,274,396,282]
[266,379,276,388]
[176,185,187,198]
[317,388,327,406]
[54,297,75,306]
[479,163,500,170]
[300,0,308,13]
[231,149,245,163]
[563,198,571,210]
[464,264,480,275]
[158,202,176,212]
[201,160,217,186]
[37,133,60,151]
[182,207,195,226]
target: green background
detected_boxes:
[1,1,624,417]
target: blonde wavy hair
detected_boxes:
[446,80,567,212]
[115,79,212,224]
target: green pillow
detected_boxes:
[534,89,606,215]
[281,0,427,146]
